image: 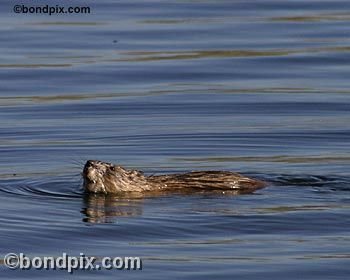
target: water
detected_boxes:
[1,0,350,278]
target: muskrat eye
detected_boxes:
[110,166,115,171]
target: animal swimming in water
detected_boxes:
[82,160,266,194]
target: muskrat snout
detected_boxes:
[83,160,112,193]
[84,160,100,170]
[83,160,96,179]
[83,160,110,176]
[85,160,95,168]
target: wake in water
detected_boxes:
[266,174,350,190]
[0,173,348,223]
[0,173,349,198]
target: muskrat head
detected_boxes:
[82,160,149,194]
[83,160,114,193]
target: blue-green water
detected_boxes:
[0,0,349,279]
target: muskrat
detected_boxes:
[82,160,266,194]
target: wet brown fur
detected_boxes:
[83,160,266,194]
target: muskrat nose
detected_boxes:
[84,160,96,170]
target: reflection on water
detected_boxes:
[82,194,143,224]
[81,186,265,224]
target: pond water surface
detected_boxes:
[0,0,350,279]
